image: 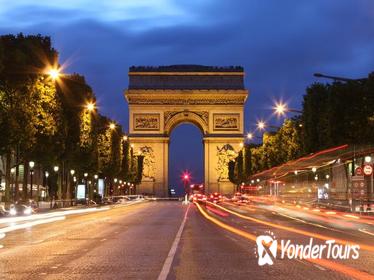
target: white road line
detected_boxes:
[314,264,326,271]
[157,204,190,280]
[358,228,374,236]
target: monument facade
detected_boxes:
[125,65,248,196]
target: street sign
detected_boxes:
[355,166,363,176]
[363,164,373,176]
[351,175,364,181]
[351,176,366,199]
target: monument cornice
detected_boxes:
[125,89,248,105]
[129,72,244,76]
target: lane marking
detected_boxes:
[276,212,342,233]
[225,234,239,243]
[314,264,326,271]
[358,228,374,236]
[157,204,190,280]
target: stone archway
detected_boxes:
[125,65,248,197]
[164,110,208,135]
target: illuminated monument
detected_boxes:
[125,65,248,196]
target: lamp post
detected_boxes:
[94,174,98,196]
[313,73,366,83]
[44,171,49,201]
[10,167,15,202]
[113,178,118,195]
[84,173,88,205]
[29,161,35,199]
[53,166,59,207]
[69,169,75,203]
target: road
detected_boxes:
[0,200,373,279]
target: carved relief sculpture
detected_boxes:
[139,146,156,179]
[216,144,238,180]
[213,114,240,130]
[134,114,160,130]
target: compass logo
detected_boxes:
[256,234,278,266]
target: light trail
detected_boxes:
[206,201,374,252]
[0,207,110,225]
[196,203,373,280]
[0,216,66,234]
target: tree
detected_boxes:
[301,74,374,153]
[0,34,58,201]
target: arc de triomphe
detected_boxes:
[124,65,248,196]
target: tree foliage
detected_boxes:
[0,33,143,202]
[302,75,374,153]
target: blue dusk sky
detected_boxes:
[1,1,373,191]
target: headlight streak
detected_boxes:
[0,207,111,249]
[0,216,66,248]
[206,201,374,252]
[195,203,372,280]
[0,207,110,225]
[0,216,66,235]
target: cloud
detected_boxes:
[1,0,373,186]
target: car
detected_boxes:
[9,204,33,216]
[208,192,222,204]
[190,193,206,203]
[231,192,248,204]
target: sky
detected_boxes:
[1,0,373,191]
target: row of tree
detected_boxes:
[229,72,374,186]
[0,34,142,203]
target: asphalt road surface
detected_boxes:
[0,200,373,280]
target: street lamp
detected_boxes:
[86,102,95,112]
[47,68,61,80]
[123,135,128,141]
[247,132,253,140]
[29,161,35,198]
[273,100,302,117]
[257,120,266,130]
[109,123,116,130]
